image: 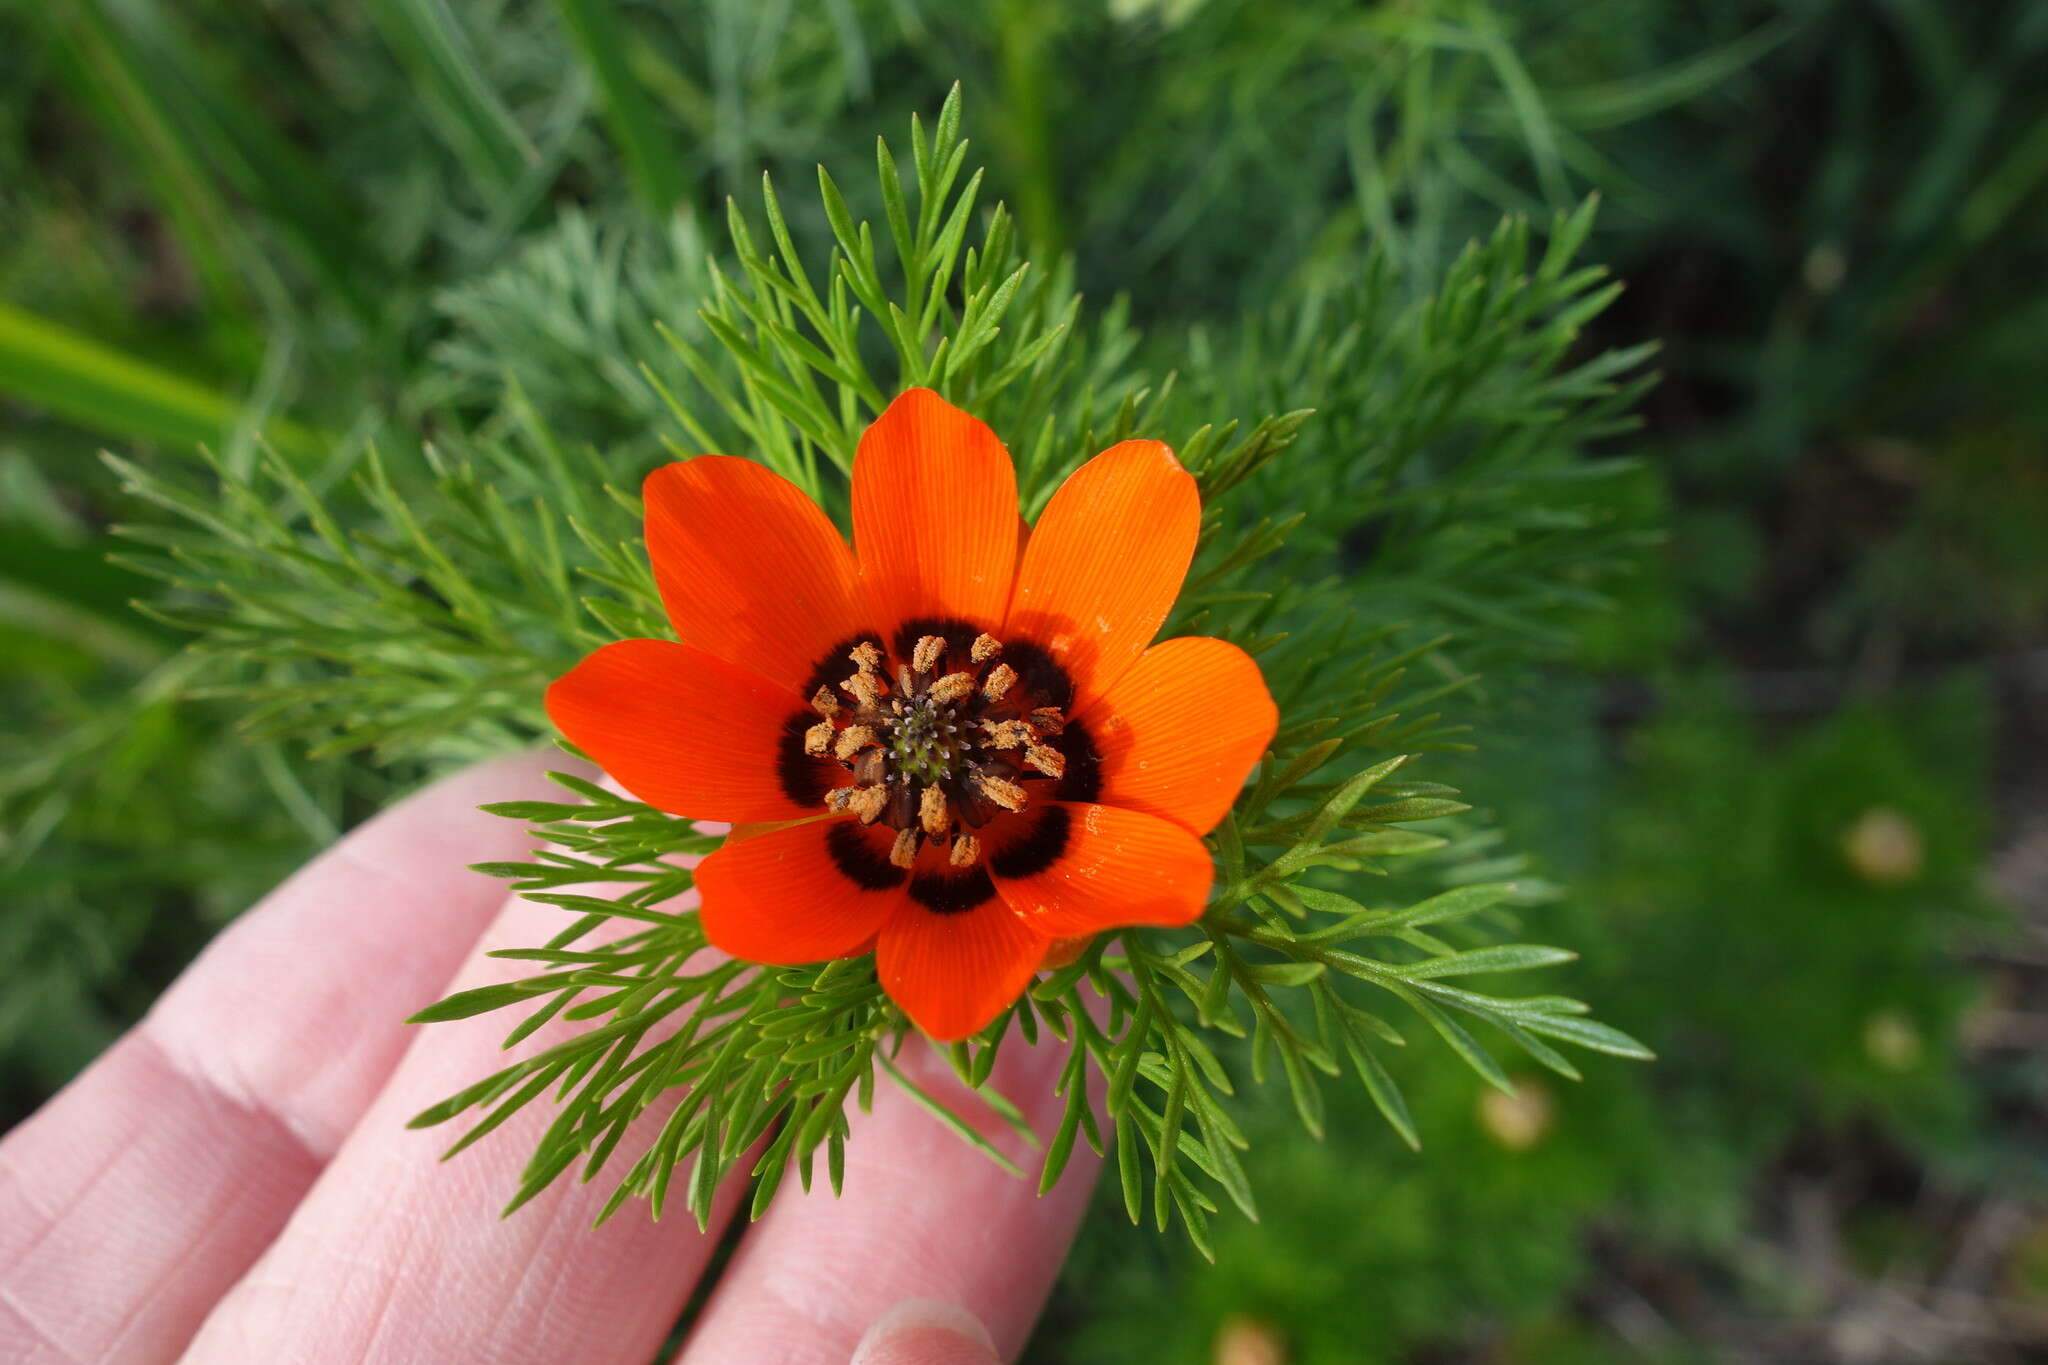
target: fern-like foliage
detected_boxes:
[109,88,1653,1254]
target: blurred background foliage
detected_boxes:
[3,0,2045,1359]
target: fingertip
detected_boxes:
[850,1299,1001,1365]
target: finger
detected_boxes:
[850,1301,1001,1365]
[0,752,565,1365]
[180,879,744,1364]
[675,1023,1105,1365]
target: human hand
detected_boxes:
[0,753,1099,1363]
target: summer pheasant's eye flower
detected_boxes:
[545,388,1277,1040]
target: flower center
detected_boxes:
[803,631,1068,870]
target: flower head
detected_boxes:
[546,389,1276,1039]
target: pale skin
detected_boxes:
[0,753,1102,1364]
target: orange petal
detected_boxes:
[876,865,1045,1041]
[991,802,1212,939]
[644,456,872,692]
[1082,636,1276,836]
[545,639,834,823]
[1005,439,1198,713]
[853,388,1020,646]
[697,819,906,964]
[1036,934,1093,970]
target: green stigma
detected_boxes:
[890,698,960,785]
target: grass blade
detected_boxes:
[548,0,688,214]
[364,0,536,196]
[0,303,321,458]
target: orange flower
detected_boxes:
[546,389,1277,1040]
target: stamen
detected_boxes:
[1025,743,1066,778]
[846,785,888,824]
[983,719,1033,749]
[803,720,836,756]
[950,832,981,867]
[926,672,976,705]
[850,641,884,672]
[810,686,840,717]
[970,633,1001,663]
[981,663,1017,702]
[974,773,1028,813]
[919,784,951,837]
[912,635,946,675]
[834,724,879,761]
[1028,706,1066,735]
[842,670,884,709]
[889,827,920,870]
[896,664,916,697]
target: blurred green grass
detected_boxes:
[4,1,2045,1359]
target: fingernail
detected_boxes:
[850,1298,1000,1365]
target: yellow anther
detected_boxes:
[803,720,836,756]
[926,672,976,705]
[889,827,920,870]
[919,784,951,837]
[1028,706,1066,734]
[975,774,1028,813]
[834,724,879,761]
[981,663,1017,702]
[842,670,884,709]
[983,719,1032,749]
